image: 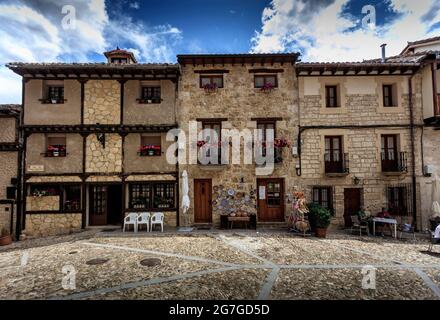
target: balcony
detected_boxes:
[198,145,227,170]
[382,152,408,175]
[325,153,349,177]
[255,147,284,166]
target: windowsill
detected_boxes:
[137,99,162,104]
[42,153,68,158]
[377,106,404,113]
[39,99,67,105]
[325,172,350,177]
[382,171,407,176]
[320,106,347,114]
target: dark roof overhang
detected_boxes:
[6,63,180,82]
[177,53,300,66]
[22,124,178,134]
[0,104,21,117]
[296,62,421,77]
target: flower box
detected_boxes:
[260,83,275,93]
[139,145,161,157]
[45,145,67,157]
[203,83,218,94]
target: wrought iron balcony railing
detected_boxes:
[381,151,408,173]
[324,153,349,175]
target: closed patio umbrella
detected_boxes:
[432,179,440,217]
[179,170,193,232]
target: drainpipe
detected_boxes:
[408,76,418,231]
[432,61,439,117]
[15,79,25,240]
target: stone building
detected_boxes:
[0,104,20,237]
[176,54,300,228]
[403,37,440,230]
[8,49,180,237]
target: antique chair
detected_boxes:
[123,213,138,233]
[151,212,164,232]
[137,212,151,232]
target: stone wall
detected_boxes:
[24,213,82,237]
[0,118,16,142]
[84,80,120,125]
[86,134,122,173]
[298,74,424,228]
[0,152,17,199]
[26,196,60,212]
[0,204,14,235]
[178,63,299,227]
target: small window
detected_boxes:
[141,86,161,103]
[383,84,395,107]
[140,136,161,156]
[325,86,338,108]
[254,75,278,88]
[46,136,67,157]
[312,187,334,212]
[46,86,64,104]
[200,75,223,89]
[111,58,128,64]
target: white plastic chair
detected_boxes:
[137,212,151,232]
[123,213,138,232]
[150,212,164,232]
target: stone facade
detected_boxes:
[86,134,122,173]
[84,80,121,125]
[24,213,82,237]
[178,63,299,227]
[0,118,16,142]
[26,196,60,212]
[298,75,424,228]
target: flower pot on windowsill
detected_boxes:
[51,99,58,104]
[53,151,60,157]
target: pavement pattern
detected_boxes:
[0,231,439,300]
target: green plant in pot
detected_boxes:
[308,203,332,238]
[0,228,12,246]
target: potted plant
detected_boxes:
[203,83,217,94]
[308,203,332,238]
[0,228,12,246]
[261,83,274,93]
[51,98,58,104]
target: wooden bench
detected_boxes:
[220,215,257,230]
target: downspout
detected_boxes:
[432,61,439,117]
[15,79,25,239]
[408,75,418,231]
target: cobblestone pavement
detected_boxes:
[0,231,439,300]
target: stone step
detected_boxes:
[193,224,213,230]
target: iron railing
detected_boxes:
[324,153,349,174]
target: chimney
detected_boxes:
[381,44,387,63]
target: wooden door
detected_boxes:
[194,179,212,223]
[258,179,284,222]
[89,186,108,226]
[344,188,362,228]
[381,135,398,172]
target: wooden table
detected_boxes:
[373,218,398,239]
[220,215,257,230]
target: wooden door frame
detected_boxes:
[194,179,213,224]
[343,188,363,228]
[257,178,285,222]
[88,183,123,226]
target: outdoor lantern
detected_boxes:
[353,176,361,185]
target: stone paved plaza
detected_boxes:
[0,231,439,300]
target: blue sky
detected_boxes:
[0,0,439,102]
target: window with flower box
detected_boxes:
[139,136,162,157]
[44,136,67,157]
[254,75,278,90]
[200,75,223,92]
[29,184,81,212]
[40,81,65,104]
[129,182,176,210]
[139,86,161,104]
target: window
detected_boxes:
[254,75,278,88]
[387,186,409,216]
[267,182,282,206]
[141,86,161,103]
[111,58,128,64]
[325,86,338,108]
[200,75,223,89]
[29,185,81,212]
[129,183,176,210]
[199,121,222,164]
[256,120,281,163]
[383,85,395,107]
[381,134,398,172]
[312,187,334,212]
[47,86,64,103]
[45,136,67,157]
[325,136,345,173]
[139,136,161,157]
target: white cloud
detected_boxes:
[0,0,182,103]
[129,2,140,10]
[251,0,440,62]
